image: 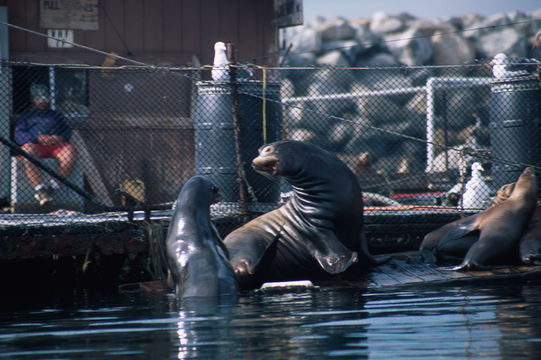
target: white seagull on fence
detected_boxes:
[461,162,491,210]
[211,41,253,82]
[212,41,230,81]
[491,53,539,79]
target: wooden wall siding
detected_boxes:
[88,70,192,116]
[79,125,195,205]
[6,0,279,66]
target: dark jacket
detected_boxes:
[15,109,72,145]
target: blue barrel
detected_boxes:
[194,81,282,203]
[489,76,541,190]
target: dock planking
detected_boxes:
[2,206,539,294]
[365,252,541,290]
[122,252,541,296]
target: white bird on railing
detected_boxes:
[461,162,491,210]
[212,41,253,82]
[212,41,229,81]
[490,53,539,79]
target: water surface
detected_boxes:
[1,279,541,359]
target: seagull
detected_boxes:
[490,53,539,79]
[461,162,491,210]
[212,41,229,81]
[211,41,253,82]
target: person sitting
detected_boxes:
[14,84,78,205]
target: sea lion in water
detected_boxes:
[166,176,237,298]
[223,140,377,289]
[437,167,537,270]
[420,181,517,263]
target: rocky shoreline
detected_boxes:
[281,9,541,67]
[278,10,541,184]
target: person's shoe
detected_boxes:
[34,187,54,206]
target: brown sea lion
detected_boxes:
[419,217,480,264]
[223,140,377,289]
[519,207,541,265]
[420,181,517,263]
[440,167,537,270]
[166,176,237,298]
[481,182,541,265]
[491,182,515,207]
[471,181,541,265]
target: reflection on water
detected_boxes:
[1,279,541,359]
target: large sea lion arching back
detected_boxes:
[224,140,375,288]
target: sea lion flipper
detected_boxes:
[360,232,390,265]
[211,222,230,260]
[310,230,358,274]
[435,218,478,252]
[528,255,541,265]
[444,260,491,271]
[420,248,437,264]
[225,229,279,276]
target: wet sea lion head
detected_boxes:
[490,182,515,207]
[252,143,281,177]
[510,167,537,200]
[252,141,310,178]
[178,175,222,207]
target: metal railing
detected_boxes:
[0,61,539,228]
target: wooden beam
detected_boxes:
[71,130,114,207]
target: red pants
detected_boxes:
[23,142,73,158]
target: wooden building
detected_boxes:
[0,0,295,210]
[4,0,280,66]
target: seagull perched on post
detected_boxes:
[212,41,229,81]
[461,162,491,210]
[211,41,253,82]
[490,53,539,79]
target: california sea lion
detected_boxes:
[420,217,480,264]
[491,182,515,207]
[438,167,537,270]
[420,181,517,263]
[166,176,237,298]
[223,140,376,289]
[519,207,541,265]
[472,182,541,265]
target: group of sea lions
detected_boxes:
[165,140,381,298]
[165,140,540,299]
[420,166,540,269]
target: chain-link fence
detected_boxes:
[1,61,540,234]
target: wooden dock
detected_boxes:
[0,205,487,295]
[122,251,541,296]
[0,204,469,260]
[365,252,541,290]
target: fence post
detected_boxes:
[226,43,249,214]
